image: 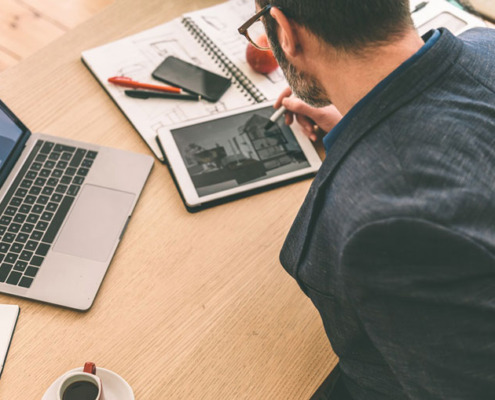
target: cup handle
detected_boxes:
[83,362,96,374]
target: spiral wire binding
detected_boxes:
[182,17,268,104]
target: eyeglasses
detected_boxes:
[238,5,272,51]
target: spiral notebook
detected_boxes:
[82,0,287,162]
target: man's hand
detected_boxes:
[275,88,343,142]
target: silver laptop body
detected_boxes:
[0,102,153,311]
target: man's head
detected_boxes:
[255,0,414,106]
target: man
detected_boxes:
[240,1,495,398]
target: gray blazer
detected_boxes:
[280,28,495,399]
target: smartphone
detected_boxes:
[152,56,232,102]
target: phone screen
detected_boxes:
[152,56,232,102]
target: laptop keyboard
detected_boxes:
[0,140,98,289]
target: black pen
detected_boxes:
[412,1,428,14]
[125,90,201,101]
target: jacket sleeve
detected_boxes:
[340,217,495,399]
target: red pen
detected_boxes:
[108,76,181,94]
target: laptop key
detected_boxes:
[0,243,9,253]
[11,243,22,253]
[39,169,51,177]
[40,141,54,154]
[86,151,98,160]
[41,186,54,196]
[30,231,43,241]
[18,276,33,288]
[21,223,35,234]
[37,195,49,205]
[24,266,39,278]
[0,216,12,225]
[70,149,86,168]
[14,261,27,272]
[31,256,44,267]
[0,226,7,236]
[15,233,29,243]
[0,263,13,282]
[10,197,23,207]
[3,233,15,243]
[51,194,63,203]
[43,196,75,244]
[19,250,33,262]
[36,243,50,256]
[15,188,28,198]
[6,271,22,285]
[25,241,38,251]
[5,253,18,264]
[25,195,36,205]
[20,204,32,214]
[20,179,33,188]
[26,171,37,180]
[32,205,44,214]
[49,152,61,161]
[35,221,48,231]
[35,154,47,163]
[8,224,21,233]
[61,152,72,161]
[67,185,80,197]
[35,177,47,186]
[14,214,26,224]
[27,214,39,224]
[73,176,84,185]
[5,207,17,216]
[46,203,57,212]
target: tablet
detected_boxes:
[157,103,322,210]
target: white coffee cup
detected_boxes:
[57,362,105,400]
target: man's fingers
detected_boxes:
[296,114,316,136]
[275,87,293,109]
[282,97,319,120]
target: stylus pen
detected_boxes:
[265,105,287,129]
[125,90,201,101]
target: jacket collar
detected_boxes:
[280,29,464,283]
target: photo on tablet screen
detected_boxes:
[170,106,311,197]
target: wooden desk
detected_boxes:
[0,0,336,398]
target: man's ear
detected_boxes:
[270,7,299,57]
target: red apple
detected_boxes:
[246,34,279,74]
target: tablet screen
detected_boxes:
[170,106,311,197]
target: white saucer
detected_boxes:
[42,367,134,400]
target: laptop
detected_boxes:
[0,100,153,311]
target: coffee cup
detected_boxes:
[57,362,105,400]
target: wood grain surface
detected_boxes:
[0,0,337,398]
[0,0,113,71]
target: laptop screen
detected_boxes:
[0,101,31,185]
[0,113,24,169]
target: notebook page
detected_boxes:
[185,0,288,102]
[82,18,252,160]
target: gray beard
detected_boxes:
[272,40,331,107]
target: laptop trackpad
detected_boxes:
[53,185,135,262]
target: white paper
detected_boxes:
[0,304,19,377]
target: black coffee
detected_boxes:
[62,380,99,400]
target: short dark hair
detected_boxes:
[257,0,414,51]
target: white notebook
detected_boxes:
[82,0,287,162]
[0,305,19,378]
